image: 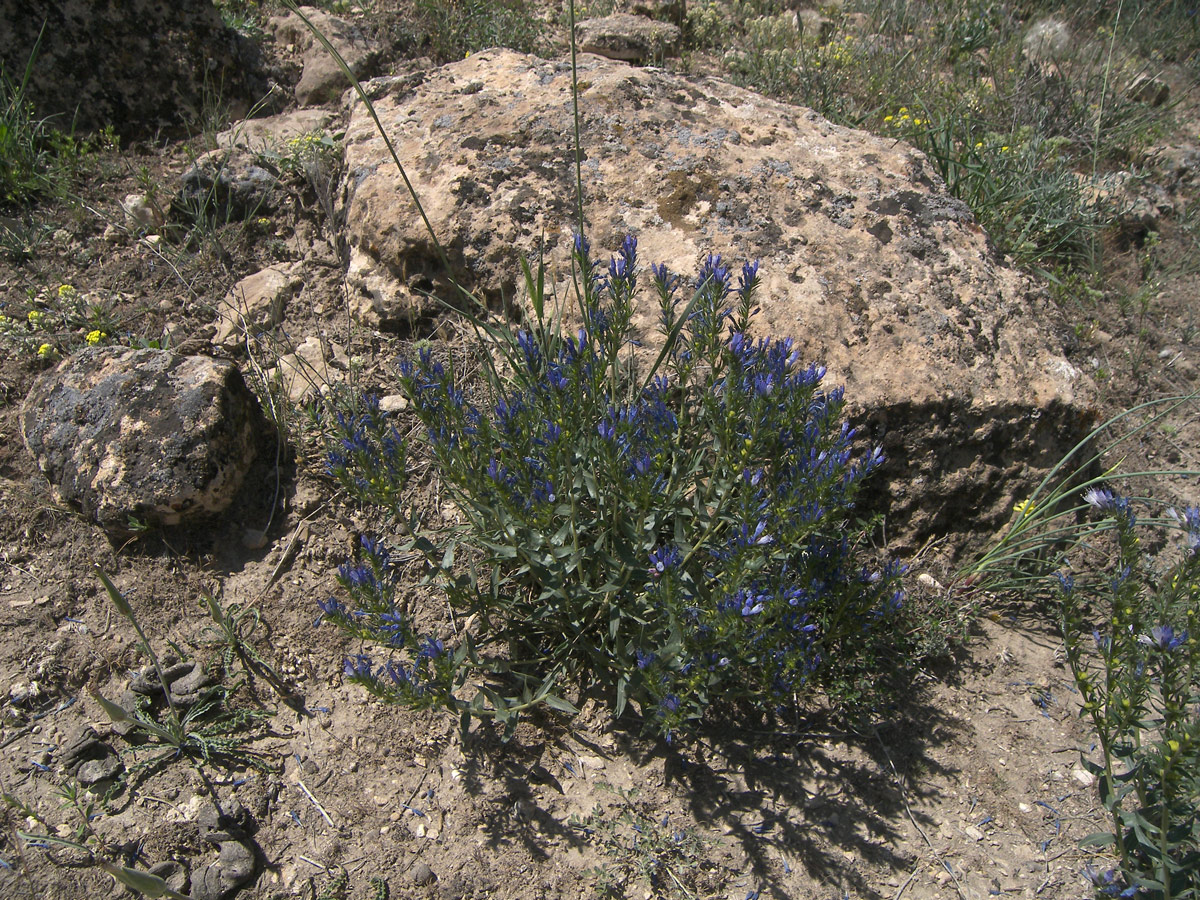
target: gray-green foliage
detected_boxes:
[92,569,276,779]
[704,0,1171,270]
[414,0,543,62]
[1058,497,1200,900]
[965,397,1200,898]
[322,237,908,739]
[571,786,715,899]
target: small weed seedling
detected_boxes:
[571,786,713,899]
[92,568,276,783]
[4,784,190,899]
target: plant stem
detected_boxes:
[567,0,586,239]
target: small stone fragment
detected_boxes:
[412,861,436,885]
[217,840,256,887]
[916,573,944,592]
[192,837,255,899]
[177,148,279,222]
[1127,73,1169,107]
[197,798,250,844]
[214,264,300,347]
[130,660,214,706]
[268,6,378,106]
[273,336,347,403]
[60,726,123,786]
[122,193,165,232]
[379,394,409,414]
[76,755,124,786]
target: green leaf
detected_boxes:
[100,862,192,899]
[89,688,132,724]
[520,253,546,325]
[17,831,88,852]
[615,676,628,718]
[201,591,223,624]
[94,567,134,621]
[89,688,178,745]
[542,693,581,715]
[1078,831,1117,848]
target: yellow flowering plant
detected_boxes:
[1,283,124,363]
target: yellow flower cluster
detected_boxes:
[286,132,324,154]
[85,330,107,345]
[883,107,924,127]
[823,34,856,67]
[37,343,55,359]
[1013,498,1037,518]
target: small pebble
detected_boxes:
[243,528,269,550]
[916,573,944,591]
[412,861,435,885]
[379,394,409,414]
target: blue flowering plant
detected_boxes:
[1053,489,1200,900]
[321,234,906,738]
[964,395,1200,898]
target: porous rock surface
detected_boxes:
[177,148,281,223]
[268,6,378,107]
[214,263,303,347]
[574,13,681,63]
[341,49,1095,550]
[0,0,264,139]
[21,348,262,536]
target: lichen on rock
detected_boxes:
[21,348,263,536]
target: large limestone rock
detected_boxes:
[0,0,265,139]
[268,6,378,107]
[21,348,262,536]
[341,50,1094,551]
